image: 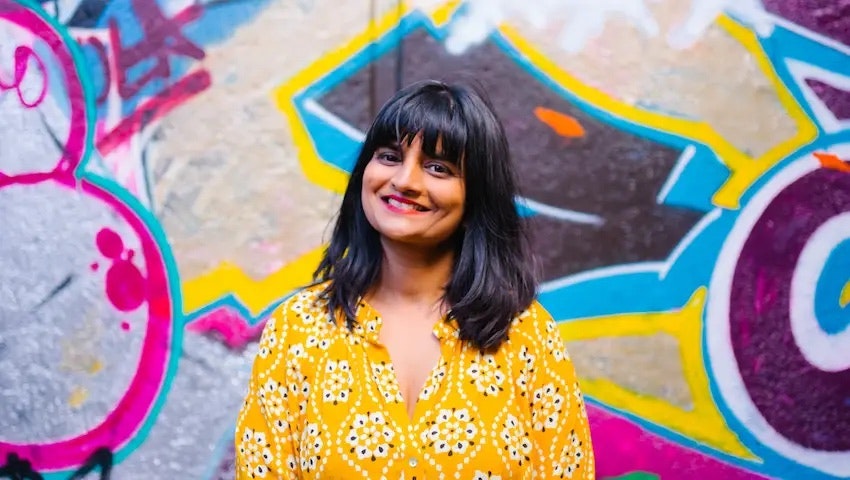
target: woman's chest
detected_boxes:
[294,337,535,479]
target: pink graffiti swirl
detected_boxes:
[0,1,175,472]
[0,44,48,107]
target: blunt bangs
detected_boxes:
[366,85,468,167]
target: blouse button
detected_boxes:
[408,456,418,467]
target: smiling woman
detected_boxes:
[234,80,595,479]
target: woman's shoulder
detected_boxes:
[252,283,335,379]
[282,281,330,307]
[268,281,334,333]
[512,299,553,328]
[506,299,557,345]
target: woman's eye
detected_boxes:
[426,162,452,175]
[377,151,400,163]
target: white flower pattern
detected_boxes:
[346,412,396,461]
[259,378,287,417]
[322,359,353,404]
[371,361,404,403]
[422,408,478,456]
[552,429,585,478]
[473,471,503,480]
[467,354,506,396]
[300,422,324,472]
[500,414,532,466]
[532,383,566,432]
[237,427,274,478]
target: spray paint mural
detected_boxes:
[1,0,848,478]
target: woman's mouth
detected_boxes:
[382,195,429,212]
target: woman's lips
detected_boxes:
[382,195,429,213]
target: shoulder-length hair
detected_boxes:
[314,79,537,352]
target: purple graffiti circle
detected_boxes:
[731,167,850,449]
[0,1,175,472]
[707,151,850,477]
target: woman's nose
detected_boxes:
[391,155,423,194]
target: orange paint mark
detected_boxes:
[534,106,585,138]
[814,152,850,173]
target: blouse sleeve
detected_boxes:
[527,303,596,479]
[235,305,303,479]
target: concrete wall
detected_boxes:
[1,0,849,478]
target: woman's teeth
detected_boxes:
[387,198,425,211]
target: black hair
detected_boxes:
[314,79,537,352]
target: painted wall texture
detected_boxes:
[1,0,849,478]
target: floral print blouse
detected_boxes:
[235,283,594,479]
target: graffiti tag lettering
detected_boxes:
[0,45,47,108]
[85,0,212,155]
[106,0,205,102]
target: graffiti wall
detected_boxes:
[1,0,848,478]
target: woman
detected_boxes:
[235,80,594,479]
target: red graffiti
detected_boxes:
[85,0,212,153]
[0,45,48,108]
[96,228,146,312]
[96,68,211,155]
[106,0,205,101]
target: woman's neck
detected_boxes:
[370,239,455,308]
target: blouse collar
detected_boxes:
[351,298,459,345]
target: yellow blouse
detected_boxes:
[235,283,595,479]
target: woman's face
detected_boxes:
[361,133,465,250]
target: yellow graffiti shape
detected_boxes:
[558,287,756,460]
[182,245,325,317]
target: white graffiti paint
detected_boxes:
[430,0,774,54]
[442,0,658,54]
[786,58,850,134]
[789,211,850,372]
[668,0,772,48]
